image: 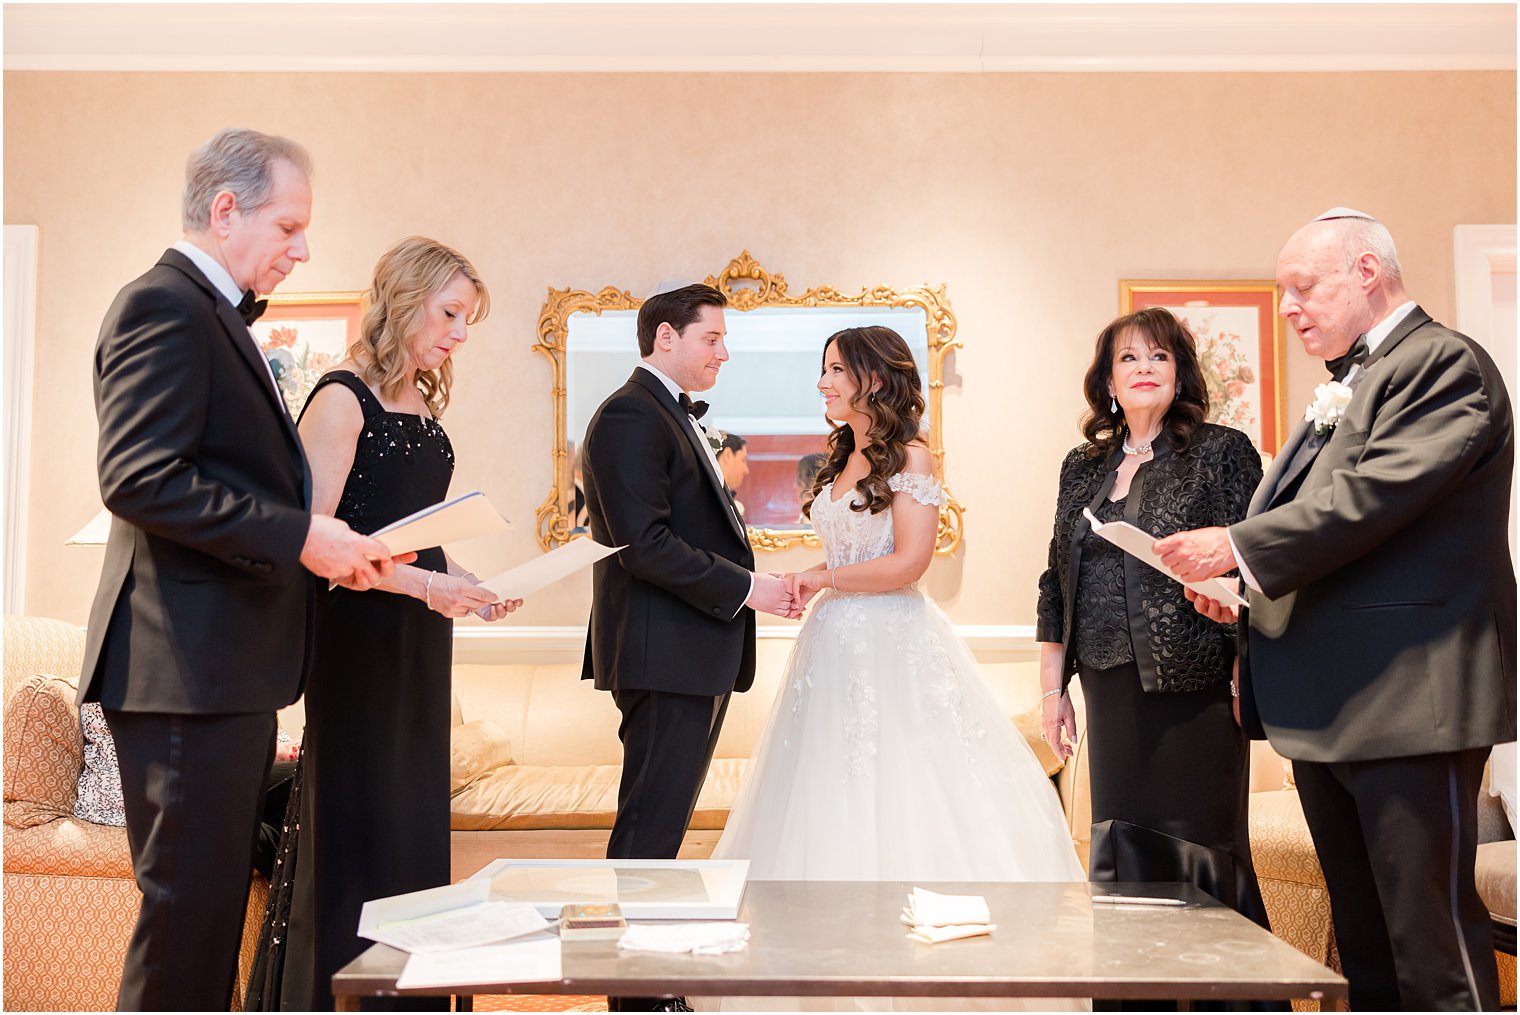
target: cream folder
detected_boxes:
[479,539,623,601]
[1082,508,1248,608]
[370,491,509,557]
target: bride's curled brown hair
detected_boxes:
[804,325,926,518]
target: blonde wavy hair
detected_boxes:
[349,236,490,418]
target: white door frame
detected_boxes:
[1453,224,1517,355]
[3,225,40,615]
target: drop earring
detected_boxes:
[1110,395,1118,414]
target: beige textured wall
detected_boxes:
[5,71,1514,628]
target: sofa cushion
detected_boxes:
[1476,840,1517,927]
[450,720,515,792]
[1247,789,1324,888]
[3,673,83,827]
[3,814,133,877]
[451,757,749,831]
[2,616,86,702]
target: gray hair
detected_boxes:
[181,128,312,232]
[1314,207,1404,286]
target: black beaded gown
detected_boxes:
[247,370,454,1012]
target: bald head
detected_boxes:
[1275,213,1407,361]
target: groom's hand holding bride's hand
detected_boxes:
[746,572,804,620]
[784,569,830,612]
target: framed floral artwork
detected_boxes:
[1119,280,1288,455]
[250,291,364,418]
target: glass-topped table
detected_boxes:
[333,880,1346,1010]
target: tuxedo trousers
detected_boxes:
[105,709,277,1012]
[1292,748,1498,1011]
[608,689,732,860]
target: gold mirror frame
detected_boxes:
[533,252,966,554]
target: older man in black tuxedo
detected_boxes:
[81,128,402,1011]
[1159,209,1515,1010]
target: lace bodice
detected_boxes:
[809,472,946,569]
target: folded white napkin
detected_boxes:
[618,922,750,955]
[900,887,995,944]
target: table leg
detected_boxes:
[335,996,361,1013]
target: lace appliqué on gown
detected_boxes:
[697,471,1086,1011]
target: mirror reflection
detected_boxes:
[567,306,929,530]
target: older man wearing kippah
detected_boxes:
[1158,209,1515,1011]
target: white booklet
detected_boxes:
[358,877,549,954]
[479,539,623,601]
[370,491,509,557]
[396,937,561,990]
[1082,508,1248,608]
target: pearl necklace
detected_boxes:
[1121,429,1156,457]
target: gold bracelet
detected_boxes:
[425,570,436,610]
[831,567,838,590]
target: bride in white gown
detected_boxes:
[693,326,1086,1012]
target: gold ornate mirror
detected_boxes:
[534,252,965,554]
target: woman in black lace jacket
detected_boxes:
[1036,307,1274,945]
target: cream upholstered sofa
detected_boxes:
[446,638,1080,872]
[1,615,270,1013]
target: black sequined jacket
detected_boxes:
[1036,423,1263,693]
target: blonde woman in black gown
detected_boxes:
[252,237,518,1010]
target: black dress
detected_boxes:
[1036,424,1279,1011]
[251,370,455,1011]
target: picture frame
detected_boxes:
[1119,280,1288,455]
[467,858,752,920]
[250,290,365,418]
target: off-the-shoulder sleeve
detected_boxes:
[887,472,946,507]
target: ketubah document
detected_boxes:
[1082,507,1248,608]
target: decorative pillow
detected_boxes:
[75,703,127,826]
[1010,706,1064,777]
[2,672,83,827]
[450,720,515,793]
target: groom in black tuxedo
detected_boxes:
[582,283,799,874]
[1160,209,1515,1010]
[81,128,399,1010]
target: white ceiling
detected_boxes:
[4,2,1515,73]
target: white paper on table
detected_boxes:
[395,937,561,990]
[358,878,548,953]
[370,491,509,557]
[368,901,549,954]
[1082,508,1249,608]
[479,540,623,601]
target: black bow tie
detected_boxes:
[1326,334,1369,382]
[237,289,268,326]
[678,392,709,420]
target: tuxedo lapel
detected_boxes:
[629,370,749,542]
[161,251,304,455]
[1252,420,1311,515]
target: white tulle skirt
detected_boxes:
[692,588,1088,1012]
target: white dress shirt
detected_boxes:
[635,362,754,610]
[1229,300,1420,592]
[171,239,283,400]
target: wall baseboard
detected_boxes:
[452,624,1040,665]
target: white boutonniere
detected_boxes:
[703,424,726,455]
[1304,381,1354,437]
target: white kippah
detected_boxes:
[1314,206,1376,222]
[648,277,696,298]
